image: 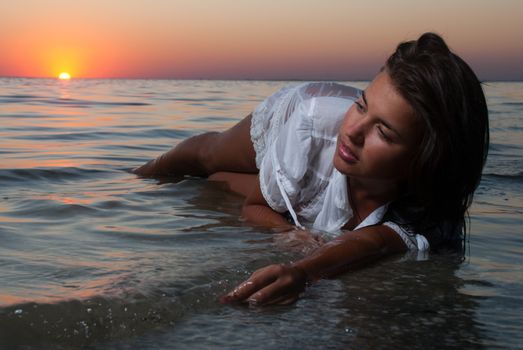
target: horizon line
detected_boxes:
[1,75,521,83]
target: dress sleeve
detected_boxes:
[251,85,302,168]
[254,82,359,229]
[259,99,315,229]
[382,221,430,252]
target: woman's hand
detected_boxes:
[220,264,308,306]
[220,225,408,307]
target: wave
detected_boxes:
[172,97,225,103]
[8,202,101,222]
[0,94,40,100]
[136,128,194,139]
[0,167,107,183]
[502,101,523,107]
[8,127,193,141]
[49,97,151,108]
[489,142,523,151]
[482,171,523,180]
[0,95,151,108]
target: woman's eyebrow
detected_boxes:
[361,91,368,106]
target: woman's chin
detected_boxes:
[333,156,354,176]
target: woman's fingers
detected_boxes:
[220,264,307,305]
[247,265,306,305]
[246,279,301,305]
[220,279,264,304]
[220,265,277,304]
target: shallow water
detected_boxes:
[0,78,521,349]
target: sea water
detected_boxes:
[0,78,521,349]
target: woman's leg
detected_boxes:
[134,114,258,177]
[208,172,258,197]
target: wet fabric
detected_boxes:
[251,82,429,251]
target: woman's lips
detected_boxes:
[338,143,359,164]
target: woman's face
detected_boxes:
[333,72,422,186]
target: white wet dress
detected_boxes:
[250,82,430,252]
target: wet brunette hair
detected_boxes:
[383,32,489,249]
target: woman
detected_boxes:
[134,33,489,305]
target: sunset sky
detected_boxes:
[1,0,522,80]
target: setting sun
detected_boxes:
[58,72,71,80]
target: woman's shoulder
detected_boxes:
[383,205,465,253]
[259,82,360,113]
[293,82,362,100]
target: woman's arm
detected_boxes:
[220,224,408,305]
[241,175,293,230]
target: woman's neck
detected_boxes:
[348,177,400,223]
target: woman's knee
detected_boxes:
[196,132,222,174]
[195,115,257,175]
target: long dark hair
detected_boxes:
[383,32,489,250]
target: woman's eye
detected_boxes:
[355,101,365,112]
[377,126,392,141]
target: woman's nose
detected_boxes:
[347,119,365,146]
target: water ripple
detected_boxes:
[0,95,151,107]
[0,78,521,349]
[0,167,107,183]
